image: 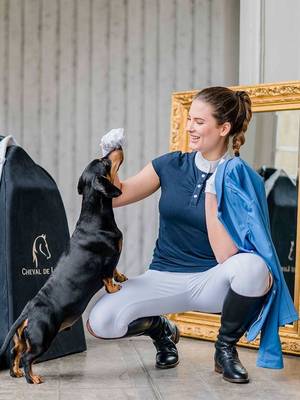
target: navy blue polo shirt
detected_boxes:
[149,151,218,273]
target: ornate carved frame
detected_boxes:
[167,80,300,355]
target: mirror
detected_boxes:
[245,110,300,302]
[167,81,300,355]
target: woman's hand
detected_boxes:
[100,128,125,157]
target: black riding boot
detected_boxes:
[214,287,268,383]
[125,316,180,368]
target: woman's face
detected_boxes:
[186,99,230,153]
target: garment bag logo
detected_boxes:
[21,234,54,276]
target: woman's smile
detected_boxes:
[189,134,202,143]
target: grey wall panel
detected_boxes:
[7,0,23,142]
[142,0,159,271]
[264,0,300,81]
[175,0,193,90]
[74,0,92,217]
[193,0,211,87]
[23,0,40,161]
[57,0,77,227]
[0,0,6,131]
[90,0,109,157]
[0,0,240,287]
[124,0,144,274]
[40,0,59,179]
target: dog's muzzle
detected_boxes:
[106,148,124,182]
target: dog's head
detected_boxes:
[77,148,123,198]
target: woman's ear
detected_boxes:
[220,121,231,137]
[92,175,122,198]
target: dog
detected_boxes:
[0,148,127,384]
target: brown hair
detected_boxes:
[193,86,252,157]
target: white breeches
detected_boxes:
[87,252,273,339]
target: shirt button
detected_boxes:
[201,174,205,177]
[197,184,201,188]
[193,194,197,198]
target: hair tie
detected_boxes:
[235,91,244,100]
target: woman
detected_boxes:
[86,87,274,384]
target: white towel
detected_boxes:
[100,128,125,157]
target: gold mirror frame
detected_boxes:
[167,80,300,355]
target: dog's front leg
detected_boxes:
[103,278,121,293]
[113,268,128,283]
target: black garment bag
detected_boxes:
[0,138,86,369]
[257,166,298,300]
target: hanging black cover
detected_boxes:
[257,166,297,300]
[0,139,86,370]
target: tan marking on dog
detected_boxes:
[118,238,123,253]
[19,319,44,384]
[103,277,121,293]
[28,364,44,384]
[10,319,29,378]
[11,334,25,377]
[106,149,124,182]
[113,268,128,283]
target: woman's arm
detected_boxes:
[112,162,160,208]
[205,192,238,264]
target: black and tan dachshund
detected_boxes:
[0,148,127,384]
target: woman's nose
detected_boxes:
[186,121,194,131]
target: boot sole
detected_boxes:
[156,360,179,369]
[214,363,249,384]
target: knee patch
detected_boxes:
[230,253,272,297]
[87,310,128,339]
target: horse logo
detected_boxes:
[288,240,295,262]
[32,234,51,268]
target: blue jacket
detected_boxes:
[215,155,299,369]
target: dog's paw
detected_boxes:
[105,283,122,293]
[10,368,24,378]
[114,273,128,283]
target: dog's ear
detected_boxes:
[92,175,122,198]
[77,175,84,195]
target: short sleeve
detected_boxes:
[151,151,181,182]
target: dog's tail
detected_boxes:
[0,307,29,360]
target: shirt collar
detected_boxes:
[195,149,231,173]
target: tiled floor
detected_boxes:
[0,333,299,400]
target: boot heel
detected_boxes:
[173,325,180,344]
[214,362,223,374]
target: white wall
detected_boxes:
[0,0,240,280]
[239,0,300,166]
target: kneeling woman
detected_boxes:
[86,87,297,384]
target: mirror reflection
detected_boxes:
[242,110,300,301]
